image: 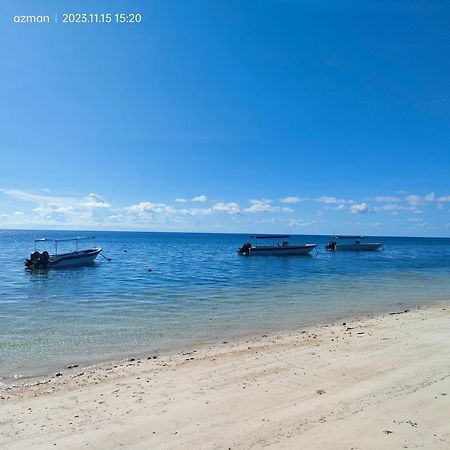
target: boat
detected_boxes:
[25,236,102,269]
[325,235,383,251]
[238,235,317,256]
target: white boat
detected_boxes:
[25,237,102,269]
[238,235,317,256]
[325,235,383,251]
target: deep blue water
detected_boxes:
[1,230,449,382]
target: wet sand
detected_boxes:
[1,305,449,449]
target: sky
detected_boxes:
[1,0,449,236]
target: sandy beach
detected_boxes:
[1,305,449,449]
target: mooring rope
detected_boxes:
[99,253,112,261]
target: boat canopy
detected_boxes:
[334,235,364,240]
[34,236,97,255]
[252,235,291,239]
[34,236,95,243]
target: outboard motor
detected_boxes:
[25,251,50,269]
[25,251,39,268]
[325,241,337,251]
[238,243,252,256]
[40,251,49,268]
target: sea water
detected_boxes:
[1,230,449,382]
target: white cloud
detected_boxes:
[4,189,74,206]
[255,218,277,224]
[2,189,112,224]
[288,218,314,227]
[350,202,371,214]
[33,205,75,214]
[183,207,214,216]
[243,199,293,213]
[316,196,353,205]
[244,199,273,213]
[212,202,241,214]
[377,204,415,212]
[3,189,110,210]
[279,196,304,204]
[365,222,384,228]
[126,200,241,217]
[82,193,111,208]
[192,195,207,203]
[371,196,401,202]
[405,194,423,206]
[403,192,445,206]
[107,214,123,221]
[125,202,174,215]
[380,204,402,211]
[3,188,447,233]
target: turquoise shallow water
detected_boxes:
[1,230,449,382]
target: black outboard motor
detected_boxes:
[325,241,337,251]
[238,243,252,256]
[40,251,49,268]
[25,251,39,268]
[25,250,50,269]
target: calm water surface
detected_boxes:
[1,230,449,382]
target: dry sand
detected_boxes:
[1,305,449,449]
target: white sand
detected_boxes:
[1,306,449,449]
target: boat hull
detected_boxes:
[49,248,102,268]
[333,243,382,251]
[248,244,316,256]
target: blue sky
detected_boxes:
[1,1,449,236]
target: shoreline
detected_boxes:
[1,301,440,388]
[1,304,449,449]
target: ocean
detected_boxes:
[1,230,449,383]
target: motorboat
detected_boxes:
[325,235,383,251]
[238,235,317,256]
[25,236,102,269]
